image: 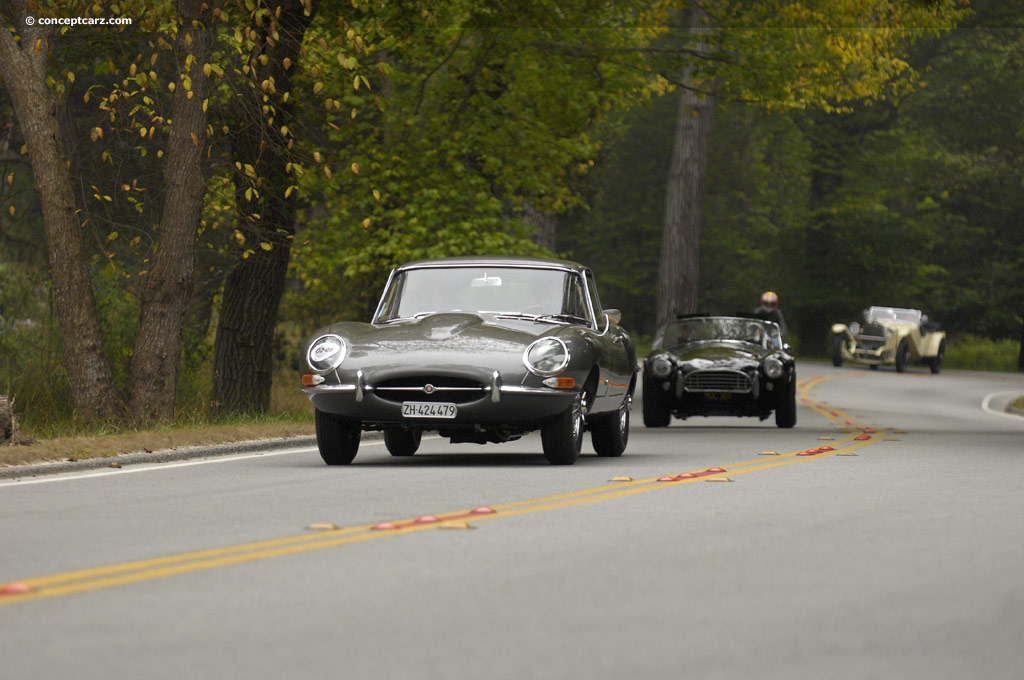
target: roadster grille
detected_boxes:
[682,370,752,394]
[373,376,487,404]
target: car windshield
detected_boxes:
[654,317,783,350]
[866,306,922,325]
[375,266,591,324]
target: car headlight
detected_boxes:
[307,334,347,373]
[524,337,569,376]
[763,356,784,379]
[650,356,674,379]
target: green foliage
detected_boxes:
[943,335,1019,372]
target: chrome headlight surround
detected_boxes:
[524,337,570,376]
[763,356,784,379]
[650,356,674,379]
[307,334,347,373]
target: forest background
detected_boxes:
[0,0,1021,443]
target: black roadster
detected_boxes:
[642,315,796,428]
[301,257,638,465]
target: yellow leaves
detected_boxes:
[5,174,13,186]
[233,230,246,246]
[350,163,360,175]
[8,205,14,217]
[260,242,273,251]
[313,81,324,95]
[191,132,199,147]
[313,151,322,163]
[362,218,371,229]
[283,57,292,70]
[372,189,381,201]
[90,127,104,142]
[323,166,333,180]
[107,231,119,242]
[168,81,176,93]
[203,63,212,77]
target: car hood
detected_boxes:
[662,341,766,370]
[317,313,563,379]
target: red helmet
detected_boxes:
[760,291,778,310]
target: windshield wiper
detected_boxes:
[537,313,586,324]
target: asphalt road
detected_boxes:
[2,364,1023,680]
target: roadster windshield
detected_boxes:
[375,266,592,324]
[866,306,922,325]
[654,317,782,350]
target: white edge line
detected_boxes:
[0,439,390,488]
[981,391,1024,422]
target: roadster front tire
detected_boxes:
[775,372,797,429]
[385,429,421,456]
[831,334,844,367]
[591,397,629,457]
[315,409,361,465]
[929,339,945,374]
[895,339,910,373]
[541,393,584,465]
[642,377,671,428]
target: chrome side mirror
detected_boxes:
[605,309,622,325]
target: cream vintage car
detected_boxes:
[831,306,946,373]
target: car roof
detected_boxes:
[394,255,586,274]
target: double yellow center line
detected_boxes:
[1,373,891,606]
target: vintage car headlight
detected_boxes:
[763,356,784,379]
[307,334,347,373]
[650,356,674,379]
[524,337,569,376]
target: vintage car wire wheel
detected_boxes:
[831,334,845,367]
[775,372,797,429]
[895,339,910,373]
[591,395,630,457]
[929,339,945,374]
[541,391,584,465]
[315,409,361,465]
[642,375,671,428]
[384,429,421,457]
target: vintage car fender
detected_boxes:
[915,328,946,358]
[831,323,854,341]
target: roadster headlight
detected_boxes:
[763,356,784,379]
[307,334,347,373]
[524,337,569,376]
[650,356,673,379]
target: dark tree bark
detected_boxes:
[211,1,315,414]
[128,0,216,422]
[655,5,714,328]
[0,7,123,422]
[521,203,557,251]
[1018,313,1024,372]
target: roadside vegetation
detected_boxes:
[2,1,1022,459]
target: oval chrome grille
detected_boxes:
[373,376,486,404]
[682,370,752,394]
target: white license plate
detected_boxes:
[401,402,458,419]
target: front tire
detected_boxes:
[385,429,421,456]
[542,393,584,465]
[315,409,361,465]
[929,339,945,374]
[895,339,910,373]
[775,372,797,429]
[831,334,845,367]
[642,377,671,427]
[591,397,630,457]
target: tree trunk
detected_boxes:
[521,203,557,250]
[0,14,123,423]
[128,0,215,423]
[211,1,315,414]
[655,6,715,328]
